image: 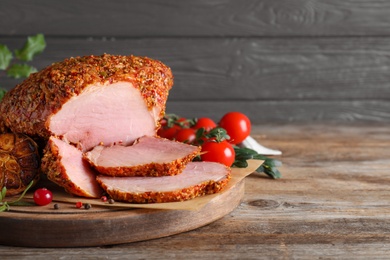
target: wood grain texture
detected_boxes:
[2,0,390,37]
[0,179,245,248]
[3,37,390,100]
[1,0,390,123]
[166,100,390,123]
[1,37,390,122]
[0,124,389,258]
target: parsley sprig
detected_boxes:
[0,33,46,95]
[0,180,35,212]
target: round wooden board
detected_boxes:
[0,179,245,248]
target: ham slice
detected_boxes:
[96,161,231,203]
[41,136,103,198]
[84,136,201,177]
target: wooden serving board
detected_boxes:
[0,160,262,248]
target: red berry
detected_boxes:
[75,202,83,208]
[100,196,108,202]
[33,188,53,206]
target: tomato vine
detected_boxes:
[158,113,282,179]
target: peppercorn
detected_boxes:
[53,203,60,210]
[84,203,92,210]
[108,199,115,204]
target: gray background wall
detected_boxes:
[1,0,390,123]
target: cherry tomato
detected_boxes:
[157,125,180,139]
[33,188,53,206]
[175,128,196,143]
[157,119,180,139]
[201,140,235,167]
[157,117,188,140]
[193,117,217,131]
[219,112,251,144]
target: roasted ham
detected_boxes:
[0,54,173,198]
[96,161,231,203]
[0,54,173,151]
[41,136,103,198]
[84,136,201,177]
[0,54,232,202]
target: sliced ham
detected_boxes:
[96,161,231,203]
[0,54,175,198]
[84,136,201,177]
[41,136,103,198]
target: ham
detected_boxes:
[96,161,231,203]
[84,136,201,177]
[0,54,232,202]
[0,54,174,198]
[0,54,173,151]
[41,136,103,198]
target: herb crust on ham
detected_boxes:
[0,54,173,146]
[96,161,231,203]
[84,136,201,177]
[41,136,103,198]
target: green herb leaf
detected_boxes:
[9,201,35,206]
[0,186,6,201]
[6,64,37,78]
[233,146,282,179]
[0,203,10,212]
[0,88,6,102]
[8,180,35,205]
[258,158,282,179]
[0,180,36,212]
[14,33,46,62]
[204,127,230,143]
[0,44,13,70]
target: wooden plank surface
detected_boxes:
[0,176,246,248]
[2,37,390,100]
[2,1,390,123]
[2,0,390,37]
[1,124,389,258]
[1,37,390,123]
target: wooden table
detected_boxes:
[1,124,389,259]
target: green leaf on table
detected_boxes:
[256,158,283,179]
[233,146,282,179]
[14,33,46,61]
[6,64,37,78]
[0,44,13,70]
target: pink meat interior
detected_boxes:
[85,136,199,167]
[51,136,102,197]
[97,161,229,193]
[48,82,159,151]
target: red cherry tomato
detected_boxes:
[193,117,217,131]
[219,112,251,144]
[175,128,196,143]
[157,117,189,140]
[201,140,235,167]
[33,188,53,206]
[157,125,180,140]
